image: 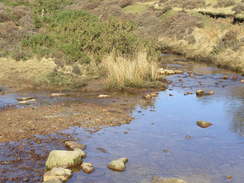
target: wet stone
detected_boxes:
[108,158,128,171]
[196,120,213,128]
[81,162,95,174]
[64,141,86,150]
[196,90,215,97]
[43,179,63,183]
[43,167,72,182]
[184,92,193,95]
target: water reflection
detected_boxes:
[0,61,244,183]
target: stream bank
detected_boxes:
[0,55,244,183]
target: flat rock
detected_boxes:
[16,97,35,101]
[64,141,86,150]
[98,94,110,98]
[45,149,85,169]
[152,177,187,183]
[108,158,128,171]
[51,93,67,97]
[43,168,72,182]
[196,120,213,128]
[81,162,95,174]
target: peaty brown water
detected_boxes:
[0,58,244,183]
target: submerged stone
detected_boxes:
[152,177,187,183]
[196,90,214,97]
[64,141,86,150]
[43,179,62,183]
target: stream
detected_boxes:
[0,57,244,183]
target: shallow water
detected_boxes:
[0,61,244,183]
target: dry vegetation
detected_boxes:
[103,53,160,89]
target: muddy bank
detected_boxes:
[0,88,166,142]
[0,100,132,142]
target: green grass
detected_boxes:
[0,0,30,6]
[123,3,149,14]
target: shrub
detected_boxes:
[23,10,142,65]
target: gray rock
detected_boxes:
[108,158,128,171]
[152,177,187,183]
[43,167,72,182]
[45,149,85,169]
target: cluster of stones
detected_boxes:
[43,141,128,183]
[158,68,184,75]
[143,92,159,100]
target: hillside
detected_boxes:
[0,0,243,89]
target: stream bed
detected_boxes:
[0,58,244,183]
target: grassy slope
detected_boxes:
[0,0,243,90]
[154,0,244,73]
[0,0,162,89]
[103,0,243,73]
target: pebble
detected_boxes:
[196,120,213,128]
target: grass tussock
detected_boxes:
[103,53,160,89]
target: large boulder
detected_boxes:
[45,149,85,169]
[152,177,187,183]
[43,167,72,182]
[107,158,128,171]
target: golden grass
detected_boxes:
[102,53,160,89]
[0,57,57,89]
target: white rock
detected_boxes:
[43,168,72,182]
[45,150,85,169]
[108,158,128,171]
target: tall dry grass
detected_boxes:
[102,53,160,89]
